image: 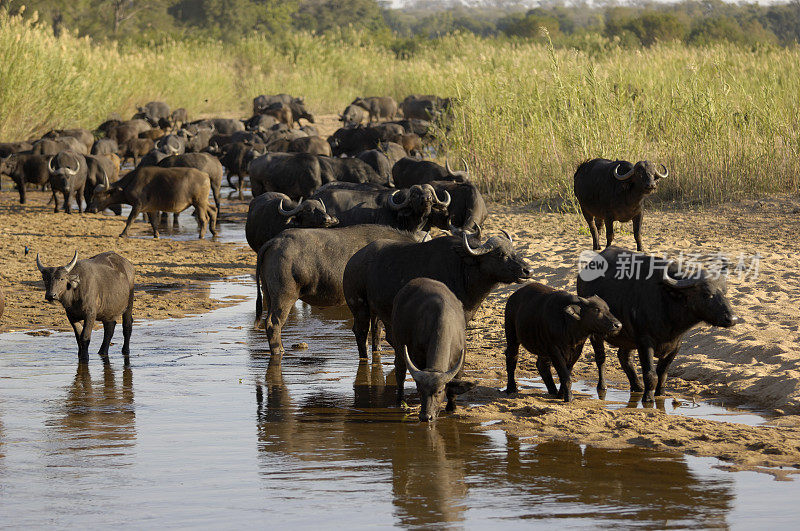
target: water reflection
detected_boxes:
[46,364,136,463]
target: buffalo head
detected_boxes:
[661,261,740,328]
[277,197,338,229]
[613,160,668,194]
[36,251,79,304]
[403,347,473,422]
[460,230,532,283]
[564,294,622,336]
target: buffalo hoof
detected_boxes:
[504,385,518,395]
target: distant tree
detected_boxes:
[292,0,387,34]
[498,13,560,39]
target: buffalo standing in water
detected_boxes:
[37,251,134,365]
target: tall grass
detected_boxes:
[1,10,798,204]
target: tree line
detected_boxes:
[3,0,800,48]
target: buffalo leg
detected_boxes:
[632,212,644,251]
[75,184,85,213]
[655,349,678,397]
[582,211,600,250]
[237,173,245,201]
[173,212,180,228]
[51,188,59,213]
[265,289,294,358]
[98,320,116,362]
[62,189,71,214]
[617,348,643,392]
[393,346,407,405]
[122,296,133,365]
[212,183,221,221]
[207,205,218,237]
[120,205,141,238]
[70,321,89,364]
[536,356,559,396]
[504,323,520,394]
[590,335,607,391]
[193,201,208,239]
[370,315,382,353]
[636,343,657,403]
[550,353,573,402]
[351,305,372,359]
[148,211,161,239]
[604,218,615,248]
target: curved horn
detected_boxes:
[36,253,45,271]
[461,157,469,175]
[434,188,451,207]
[462,231,484,256]
[47,155,55,173]
[63,251,78,273]
[62,152,79,177]
[103,170,110,189]
[319,198,327,214]
[388,189,410,211]
[614,163,635,181]
[661,261,702,289]
[277,197,303,217]
[403,346,422,379]
[422,231,431,242]
[443,349,466,383]
[500,229,513,245]
[445,158,454,175]
[655,163,669,179]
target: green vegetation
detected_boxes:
[1,8,798,205]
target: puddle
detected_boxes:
[0,278,798,527]
[517,378,769,427]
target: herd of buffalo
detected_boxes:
[1,93,740,421]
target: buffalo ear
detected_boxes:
[66,276,80,290]
[565,304,581,320]
[447,379,476,395]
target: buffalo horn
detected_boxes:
[403,345,422,379]
[614,164,635,181]
[462,231,486,256]
[64,251,78,273]
[500,229,513,245]
[661,261,702,289]
[277,197,303,217]
[443,349,466,383]
[434,188,451,207]
[388,190,410,210]
[36,253,45,271]
[655,163,669,179]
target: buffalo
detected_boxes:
[287,136,331,157]
[208,118,245,135]
[43,129,94,152]
[577,247,740,403]
[122,138,155,166]
[48,151,88,213]
[84,154,121,214]
[503,282,621,401]
[134,101,170,125]
[339,104,367,127]
[37,251,134,365]
[0,141,33,157]
[426,180,487,233]
[156,134,186,155]
[157,153,223,215]
[310,182,450,232]
[0,153,51,204]
[244,114,279,132]
[254,225,419,357]
[253,93,293,114]
[573,158,668,251]
[392,278,475,421]
[90,166,217,239]
[392,158,469,188]
[170,108,188,127]
[351,96,398,122]
[356,149,392,183]
[328,126,382,157]
[33,137,87,156]
[245,192,338,253]
[220,142,263,199]
[91,138,118,156]
[344,231,532,358]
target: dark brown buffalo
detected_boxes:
[344,231,532,359]
[245,192,338,253]
[91,138,118,156]
[0,153,50,204]
[90,167,217,239]
[392,278,475,421]
[108,119,151,146]
[577,247,739,402]
[339,104,367,126]
[122,138,155,166]
[574,158,668,251]
[392,158,469,188]
[504,282,621,401]
[48,151,88,213]
[0,141,33,157]
[43,129,94,152]
[37,251,134,365]
[255,225,419,357]
[261,103,293,127]
[220,142,264,199]
[33,137,87,156]
[157,153,223,215]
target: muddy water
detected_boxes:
[1,279,798,527]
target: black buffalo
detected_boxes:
[344,231,532,358]
[574,158,668,251]
[357,149,392,183]
[577,247,740,402]
[392,158,469,188]
[0,153,51,204]
[220,142,264,199]
[91,138,118,156]
[426,180,487,232]
[37,251,134,365]
[392,278,475,421]
[339,104,367,126]
[245,192,338,253]
[310,182,450,232]
[504,282,621,401]
[255,225,419,357]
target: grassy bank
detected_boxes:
[1,11,798,203]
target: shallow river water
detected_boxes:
[2,276,799,528]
